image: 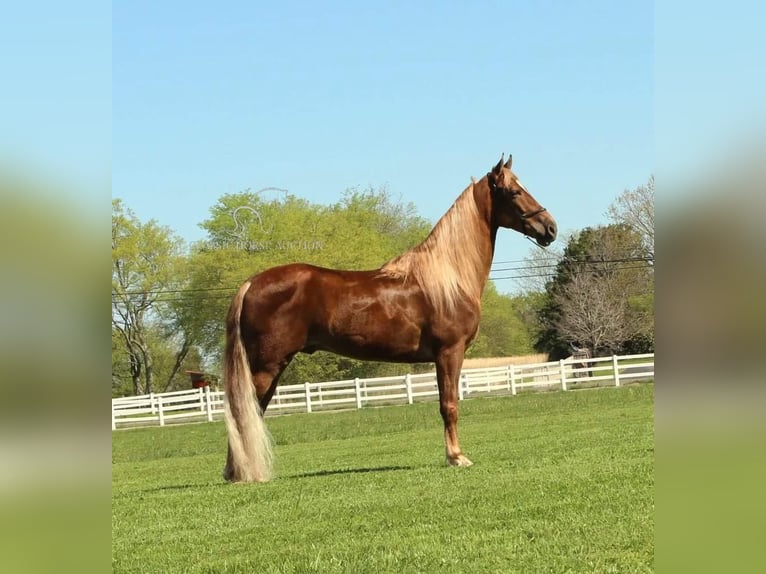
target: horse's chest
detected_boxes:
[428,306,481,344]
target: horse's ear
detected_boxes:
[504,154,513,169]
[493,154,504,173]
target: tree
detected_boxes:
[112,199,190,395]
[112,327,132,397]
[608,175,654,258]
[112,323,205,397]
[466,283,536,358]
[535,224,653,358]
[553,261,648,355]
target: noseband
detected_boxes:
[520,206,547,219]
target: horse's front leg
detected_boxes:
[435,344,473,467]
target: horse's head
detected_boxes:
[487,155,557,247]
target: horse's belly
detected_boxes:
[308,314,432,363]
[311,336,433,363]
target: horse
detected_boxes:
[223,155,557,482]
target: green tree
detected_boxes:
[325,187,430,268]
[112,323,206,397]
[112,199,193,395]
[466,283,536,358]
[535,224,653,358]
[112,327,132,397]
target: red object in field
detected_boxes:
[186,371,209,388]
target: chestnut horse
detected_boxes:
[223,155,557,482]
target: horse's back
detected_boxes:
[239,263,395,328]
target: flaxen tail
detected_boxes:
[222,280,274,483]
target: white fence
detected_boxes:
[112,353,654,430]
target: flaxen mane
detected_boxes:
[380,180,489,313]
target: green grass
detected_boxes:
[113,385,654,573]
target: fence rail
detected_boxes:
[112,353,654,430]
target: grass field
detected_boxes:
[112,384,654,573]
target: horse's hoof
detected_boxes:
[447,455,474,467]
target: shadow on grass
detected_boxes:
[114,481,231,496]
[287,465,414,479]
[116,466,416,496]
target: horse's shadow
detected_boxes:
[287,465,412,479]
[126,465,415,495]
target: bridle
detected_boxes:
[488,175,547,221]
[519,205,547,219]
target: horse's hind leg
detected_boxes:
[251,354,295,412]
[435,344,473,467]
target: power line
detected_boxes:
[113,259,653,302]
[489,263,652,282]
[117,285,235,295]
[489,249,645,267]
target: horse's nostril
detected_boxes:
[548,223,557,237]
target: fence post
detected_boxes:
[510,365,517,396]
[613,355,621,387]
[304,382,312,413]
[199,387,205,412]
[111,405,116,431]
[405,373,413,405]
[458,373,465,400]
[559,359,568,391]
[205,385,213,422]
[158,395,165,426]
[150,392,156,414]
[354,377,362,409]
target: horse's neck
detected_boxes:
[381,180,496,311]
[465,178,497,288]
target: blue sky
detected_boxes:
[113,0,652,289]
[5,1,763,287]
[1,1,110,201]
